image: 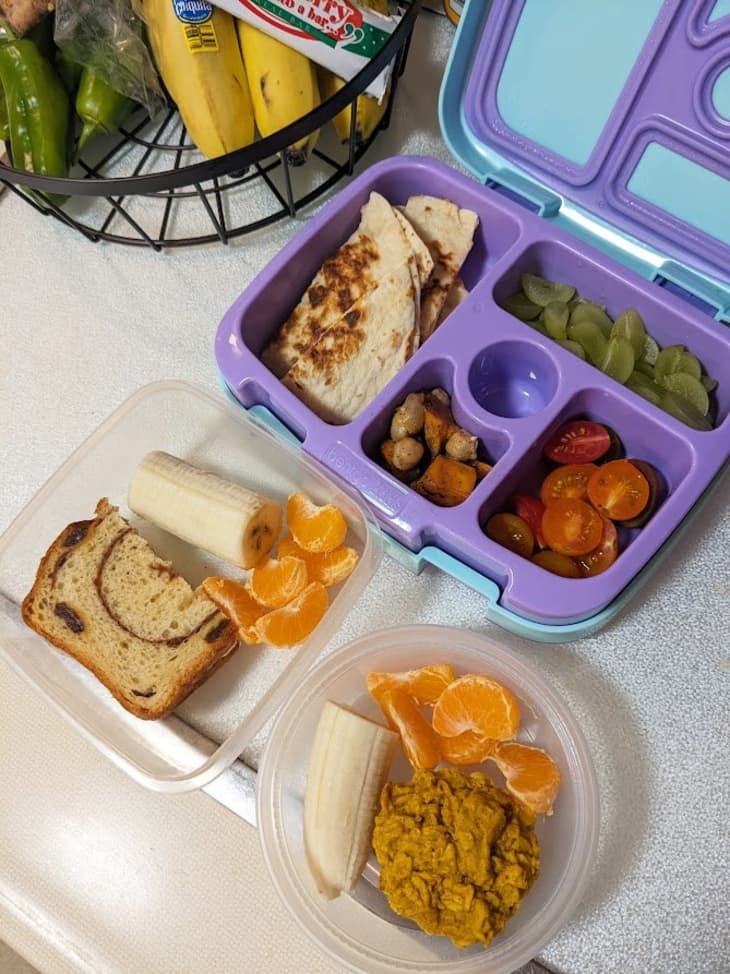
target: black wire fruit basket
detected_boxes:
[0,2,420,250]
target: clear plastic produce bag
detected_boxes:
[54,0,164,117]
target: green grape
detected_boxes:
[654,344,686,383]
[634,358,656,378]
[557,338,587,359]
[501,291,542,321]
[661,372,709,415]
[639,334,660,366]
[611,309,646,357]
[521,273,575,307]
[600,336,635,384]
[566,319,607,366]
[701,375,718,392]
[660,389,712,431]
[626,372,663,405]
[543,301,570,339]
[570,302,614,336]
[675,351,702,380]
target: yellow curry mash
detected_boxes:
[372,767,540,948]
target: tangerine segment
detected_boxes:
[437,730,496,766]
[366,663,455,706]
[431,675,521,741]
[490,741,562,816]
[202,577,265,645]
[254,581,328,648]
[286,492,348,554]
[248,555,308,608]
[277,534,359,587]
[378,688,441,769]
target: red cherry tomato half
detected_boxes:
[544,420,612,465]
[542,498,604,556]
[510,493,547,548]
[540,463,597,506]
[576,516,619,577]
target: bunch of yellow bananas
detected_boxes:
[142,0,390,163]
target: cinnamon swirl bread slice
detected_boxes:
[21,499,238,720]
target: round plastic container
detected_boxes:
[257,624,600,974]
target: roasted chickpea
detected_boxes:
[390,392,425,441]
[392,436,425,471]
[445,429,478,462]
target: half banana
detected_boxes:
[128,451,281,569]
[304,701,397,899]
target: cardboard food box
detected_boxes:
[207,0,406,99]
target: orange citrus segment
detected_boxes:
[378,688,441,770]
[202,576,265,645]
[437,730,497,766]
[367,663,456,706]
[431,674,521,740]
[277,534,359,587]
[489,741,561,816]
[286,492,348,554]
[254,581,328,648]
[248,555,308,608]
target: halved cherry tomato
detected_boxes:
[576,516,618,577]
[587,460,650,522]
[540,463,597,506]
[510,493,546,548]
[485,513,534,558]
[544,420,612,465]
[532,549,582,578]
[542,498,603,556]
[619,459,663,528]
[601,426,625,462]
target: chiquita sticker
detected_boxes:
[173,0,220,52]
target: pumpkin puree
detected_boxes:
[372,767,540,948]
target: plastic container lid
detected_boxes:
[0,381,382,793]
[440,0,730,302]
[257,624,599,974]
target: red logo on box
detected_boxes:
[238,0,363,42]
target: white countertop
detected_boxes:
[1,10,729,974]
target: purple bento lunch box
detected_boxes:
[216,0,730,637]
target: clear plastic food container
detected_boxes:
[0,381,382,793]
[257,624,599,974]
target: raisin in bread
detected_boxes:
[22,498,238,720]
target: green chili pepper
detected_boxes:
[76,68,134,155]
[25,16,55,61]
[0,39,70,206]
[0,83,9,142]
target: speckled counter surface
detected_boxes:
[1,10,729,974]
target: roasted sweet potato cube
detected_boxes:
[471,460,493,481]
[412,455,477,507]
[423,391,457,457]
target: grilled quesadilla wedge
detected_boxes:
[281,214,419,424]
[401,196,479,343]
[262,192,409,378]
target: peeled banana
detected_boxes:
[304,701,397,900]
[142,0,254,159]
[237,21,320,166]
[318,69,390,146]
[128,451,282,569]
